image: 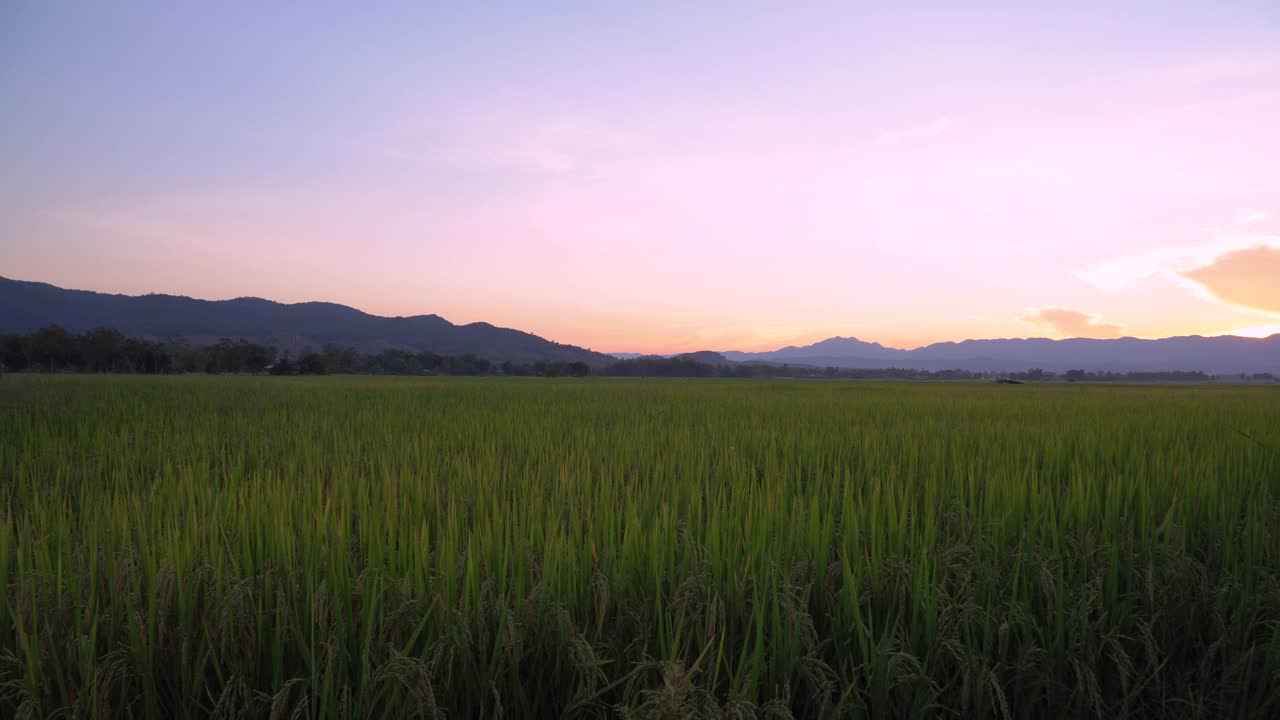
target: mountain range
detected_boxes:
[3,277,1277,373]
[0,277,613,366]
[720,335,1280,375]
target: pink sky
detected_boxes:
[3,3,1278,352]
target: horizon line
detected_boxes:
[4,274,1277,354]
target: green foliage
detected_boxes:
[2,375,1279,718]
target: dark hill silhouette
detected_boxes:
[0,277,613,366]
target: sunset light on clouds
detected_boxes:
[2,2,1278,353]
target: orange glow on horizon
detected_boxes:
[1213,325,1280,339]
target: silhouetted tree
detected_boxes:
[272,352,294,375]
[297,352,326,374]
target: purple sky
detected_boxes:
[2,2,1278,352]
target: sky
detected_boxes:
[2,2,1278,353]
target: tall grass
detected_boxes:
[2,374,1279,718]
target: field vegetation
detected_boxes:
[2,375,1279,718]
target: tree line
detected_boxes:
[600,358,1238,382]
[0,326,591,377]
[2,326,1266,381]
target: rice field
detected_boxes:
[2,374,1279,718]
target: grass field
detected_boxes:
[2,374,1279,718]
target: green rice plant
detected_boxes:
[1,374,1278,718]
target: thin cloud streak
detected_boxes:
[870,116,953,147]
[1073,231,1280,292]
[1235,208,1272,225]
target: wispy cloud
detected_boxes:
[1073,238,1263,290]
[1234,207,1272,225]
[1021,307,1125,338]
[870,116,953,146]
[1073,209,1279,292]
